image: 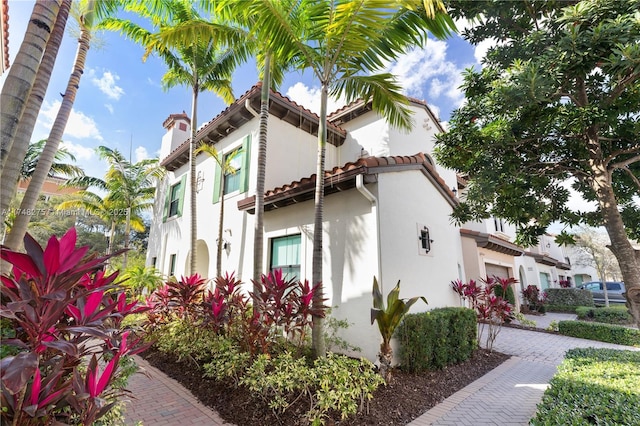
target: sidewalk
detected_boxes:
[409,313,639,425]
[123,356,229,426]
[123,312,638,426]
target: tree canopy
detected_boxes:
[436,0,640,324]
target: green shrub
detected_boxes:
[545,304,581,313]
[203,341,252,386]
[153,319,223,363]
[558,320,640,346]
[396,307,477,372]
[545,288,594,307]
[240,352,384,424]
[494,284,516,306]
[575,306,634,325]
[531,348,640,425]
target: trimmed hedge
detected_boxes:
[545,288,594,307]
[575,306,634,325]
[531,348,640,425]
[545,304,581,313]
[558,320,640,346]
[494,285,516,306]
[396,307,476,372]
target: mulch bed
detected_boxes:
[142,348,509,425]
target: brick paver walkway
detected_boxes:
[123,313,638,426]
[410,314,639,426]
[123,356,229,425]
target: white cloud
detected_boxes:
[89,69,125,100]
[285,82,349,116]
[39,100,103,141]
[61,141,95,161]
[135,146,149,162]
[105,104,114,114]
[384,40,466,108]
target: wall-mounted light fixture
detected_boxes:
[196,171,205,193]
[419,226,433,254]
[451,187,458,196]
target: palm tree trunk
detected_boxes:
[0,0,71,223]
[253,53,271,284]
[311,83,328,358]
[189,84,199,276]
[123,206,131,269]
[4,15,92,251]
[217,176,225,278]
[0,0,61,172]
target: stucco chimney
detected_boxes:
[160,112,191,160]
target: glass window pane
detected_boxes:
[271,235,301,279]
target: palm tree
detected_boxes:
[56,189,130,256]
[103,0,248,275]
[209,0,298,284]
[0,0,72,223]
[258,0,455,357]
[0,1,63,172]
[3,0,120,251]
[19,139,84,181]
[65,146,163,267]
[195,144,241,278]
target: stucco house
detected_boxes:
[146,84,465,360]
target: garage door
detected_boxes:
[485,263,510,279]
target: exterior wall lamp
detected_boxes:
[419,226,433,254]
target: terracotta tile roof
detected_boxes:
[460,228,525,256]
[237,152,458,213]
[162,112,190,129]
[1,0,9,73]
[160,83,347,171]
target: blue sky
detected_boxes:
[3,1,484,181]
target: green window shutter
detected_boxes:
[177,174,187,217]
[240,134,251,193]
[212,162,222,203]
[162,188,170,222]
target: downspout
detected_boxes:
[356,174,382,287]
[245,99,259,117]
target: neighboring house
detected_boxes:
[515,234,573,292]
[16,176,81,201]
[147,83,465,360]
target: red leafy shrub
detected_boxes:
[0,228,149,425]
[147,270,327,356]
[451,275,515,350]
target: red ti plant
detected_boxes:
[451,275,515,351]
[0,228,149,425]
[166,274,208,321]
[204,272,246,333]
[251,269,325,347]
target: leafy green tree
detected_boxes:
[258,0,455,356]
[436,0,640,325]
[103,0,248,275]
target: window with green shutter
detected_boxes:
[213,134,251,203]
[163,175,186,221]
